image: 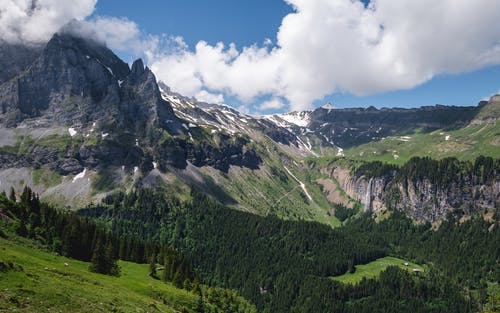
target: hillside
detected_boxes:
[343,99,500,164]
[0,31,337,224]
[0,236,256,313]
[0,191,257,313]
[3,186,498,313]
[0,237,198,312]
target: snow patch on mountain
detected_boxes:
[68,128,77,137]
[275,111,311,127]
[72,168,86,182]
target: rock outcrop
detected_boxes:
[326,161,499,223]
[0,31,262,176]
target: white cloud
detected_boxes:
[150,0,500,111]
[237,105,250,115]
[195,90,225,104]
[259,98,286,110]
[0,0,96,44]
[68,17,159,56]
[0,0,155,56]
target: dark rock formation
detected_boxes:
[328,161,499,223]
[306,105,481,148]
[0,40,43,84]
[0,31,261,175]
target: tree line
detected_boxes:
[77,187,497,312]
[354,155,499,187]
[0,186,197,289]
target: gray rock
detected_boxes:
[57,158,83,175]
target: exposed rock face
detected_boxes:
[185,137,261,172]
[328,165,499,223]
[269,104,482,151]
[0,32,262,176]
[0,40,43,85]
[159,83,303,148]
[118,59,183,136]
[1,34,128,126]
[305,105,481,148]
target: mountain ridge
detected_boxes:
[0,31,497,225]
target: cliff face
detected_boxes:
[302,105,481,149]
[0,32,263,175]
[328,165,499,223]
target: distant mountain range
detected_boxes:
[0,30,498,224]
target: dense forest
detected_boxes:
[78,188,499,313]
[1,156,498,312]
[354,156,499,186]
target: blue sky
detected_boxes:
[94,0,293,49]
[92,0,500,112]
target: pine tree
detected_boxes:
[90,238,106,273]
[104,241,120,276]
[348,259,355,274]
[89,238,120,276]
[20,186,31,205]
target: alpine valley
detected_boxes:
[0,30,499,313]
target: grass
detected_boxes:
[0,133,77,155]
[192,135,342,227]
[343,122,500,165]
[32,169,62,187]
[35,134,73,152]
[330,256,424,285]
[0,236,199,312]
[91,167,120,194]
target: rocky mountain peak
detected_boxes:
[131,58,145,76]
[0,32,136,126]
[46,32,130,80]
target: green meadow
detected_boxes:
[0,236,200,312]
[331,256,424,285]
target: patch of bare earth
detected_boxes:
[316,178,351,208]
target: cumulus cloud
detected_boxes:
[0,0,96,44]
[150,0,500,111]
[195,90,225,104]
[68,17,159,56]
[0,0,155,55]
[259,98,286,111]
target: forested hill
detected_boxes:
[79,188,499,313]
[0,188,257,313]
[1,182,499,312]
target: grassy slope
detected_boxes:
[343,121,499,165]
[197,136,342,227]
[0,237,199,313]
[330,256,424,285]
[343,99,500,164]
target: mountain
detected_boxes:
[0,29,499,313]
[265,100,488,154]
[0,31,328,223]
[0,30,498,225]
